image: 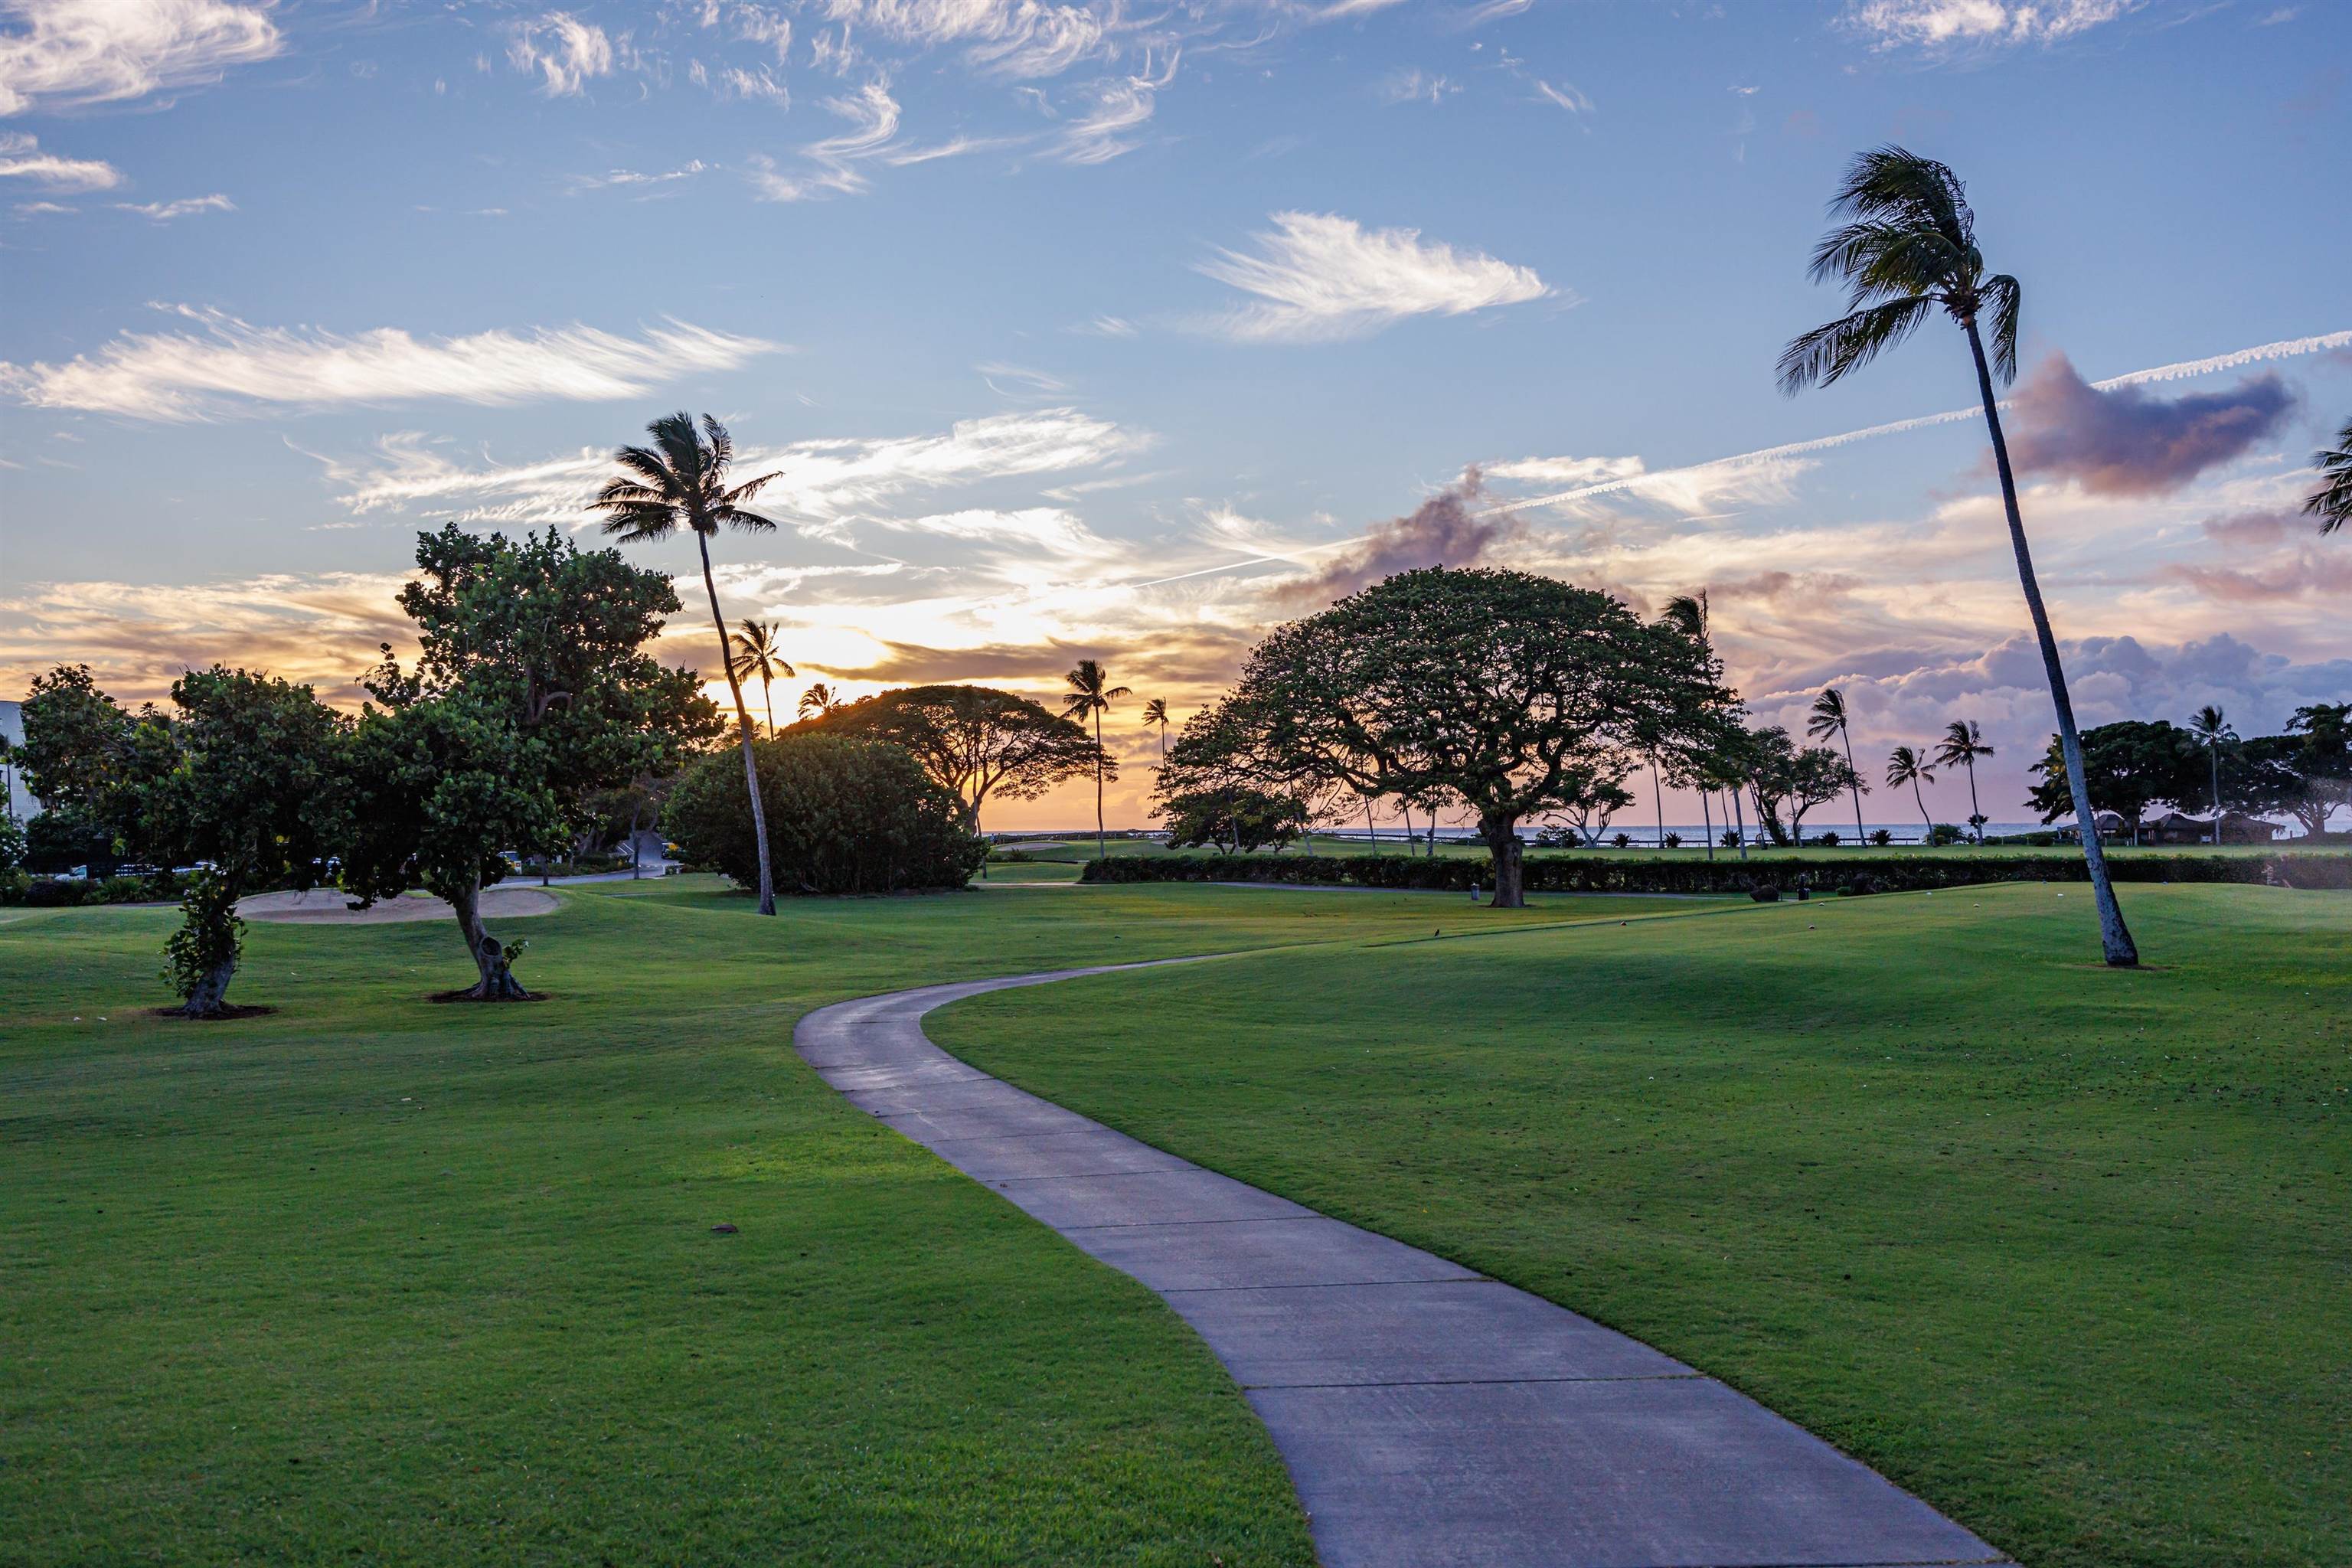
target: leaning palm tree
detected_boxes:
[2187,704,2236,845]
[727,619,794,737]
[1806,687,1869,848]
[1141,697,1171,756]
[1934,719,1994,844]
[1062,659,1129,860]
[797,681,840,721]
[2307,416,2350,536]
[593,412,780,916]
[1780,147,2138,964]
[1886,746,1938,840]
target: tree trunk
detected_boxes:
[699,533,776,915]
[1651,753,1667,848]
[1365,795,1380,854]
[1841,730,1867,847]
[178,957,237,1018]
[1093,710,1106,859]
[763,679,776,740]
[449,871,530,1000]
[1730,788,1749,861]
[1481,816,1525,908]
[1700,788,1716,861]
[1966,318,2136,965]
[1912,779,1932,837]
[1965,758,1984,844]
[2209,750,2222,845]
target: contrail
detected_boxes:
[1472,328,2351,518]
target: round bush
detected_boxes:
[665,734,986,896]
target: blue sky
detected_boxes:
[2,0,2347,829]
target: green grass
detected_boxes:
[0,877,1691,1566]
[1000,831,2347,864]
[934,883,2352,1568]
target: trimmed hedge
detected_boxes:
[1078,851,2352,895]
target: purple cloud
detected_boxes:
[2007,353,2298,496]
[1273,470,1524,611]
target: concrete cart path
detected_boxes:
[795,962,2011,1568]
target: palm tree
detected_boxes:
[1934,719,1994,844]
[2307,415,2350,535]
[798,681,840,721]
[1886,746,1938,839]
[727,619,794,737]
[1062,659,1129,860]
[2187,704,2236,845]
[593,412,781,916]
[1141,697,1171,756]
[1806,687,1869,848]
[1780,147,2138,965]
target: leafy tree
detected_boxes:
[2185,705,2236,844]
[807,684,1102,832]
[0,812,24,873]
[1158,785,1311,855]
[1197,568,1723,907]
[1885,744,1939,838]
[16,665,177,871]
[1780,145,2139,964]
[1806,688,1871,846]
[342,526,717,998]
[2025,720,2204,844]
[1062,659,1130,860]
[1934,719,1994,842]
[727,619,794,737]
[2308,415,2350,536]
[1746,726,1860,848]
[665,733,985,894]
[592,411,783,916]
[2241,704,2352,838]
[151,667,348,1016]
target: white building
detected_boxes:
[0,700,38,820]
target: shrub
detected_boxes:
[0,814,23,874]
[1926,823,1968,847]
[665,733,986,896]
[22,877,91,907]
[1663,831,1683,849]
[1815,830,1841,848]
[163,868,246,1014]
[1611,832,1632,848]
[1868,829,1893,847]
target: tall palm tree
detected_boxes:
[727,619,794,737]
[1062,659,1129,860]
[592,412,781,916]
[1886,746,1938,839]
[1780,147,2138,965]
[1806,688,1869,848]
[1934,719,1994,844]
[2307,415,2351,535]
[2187,704,2236,845]
[797,681,840,720]
[1141,697,1171,756]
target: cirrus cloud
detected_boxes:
[0,131,121,190]
[1194,210,1555,342]
[0,305,786,420]
[0,0,280,116]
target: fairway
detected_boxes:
[934,882,2352,1568]
[0,877,1681,1566]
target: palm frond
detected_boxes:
[1831,147,1971,251]
[610,445,679,492]
[1978,274,2022,386]
[1777,295,1939,394]
[710,505,778,534]
[2305,416,2352,536]
[648,412,705,495]
[701,413,733,473]
[591,499,675,541]
[720,471,782,506]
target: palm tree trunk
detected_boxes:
[1730,788,1749,861]
[1911,778,1932,836]
[1841,730,1866,847]
[762,677,776,740]
[1966,318,2135,965]
[1965,756,1983,844]
[2209,748,2222,845]
[1651,752,1667,849]
[1364,795,1380,854]
[1093,709,1106,860]
[698,533,776,916]
[1700,787,1715,861]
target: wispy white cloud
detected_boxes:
[506,11,614,96]
[1045,56,1172,164]
[323,408,1152,531]
[113,191,232,220]
[1194,211,1554,342]
[1844,0,2140,51]
[0,306,786,420]
[1377,67,1459,106]
[821,0,1112,79]
[1070,314,1138,338]
[0,0,280,116]
[747,79,1008,201]
[1534,79,1592,116]
[0,131,122,190]
[569,160,715,191]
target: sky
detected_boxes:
[1,0,2347,834]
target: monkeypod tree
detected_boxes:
[150,667,348,1017]
[1745,726,1864,848]
[1208,567,1726,907]
[16,664,179,874]
[341,525,718,998]
[2025,720,2208,844]
[805,684,1103,833]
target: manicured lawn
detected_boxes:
[935,883,2352,1568]
[0,877,1686,1566]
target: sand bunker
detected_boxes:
[238,887,560,924]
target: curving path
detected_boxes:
[795,962,2011,1568]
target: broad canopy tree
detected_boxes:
[803,684,1103,833]
[1744,725,1863,847]
[341,525,718,998]
[16,664,178,874]
[1202,567,1726,907]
